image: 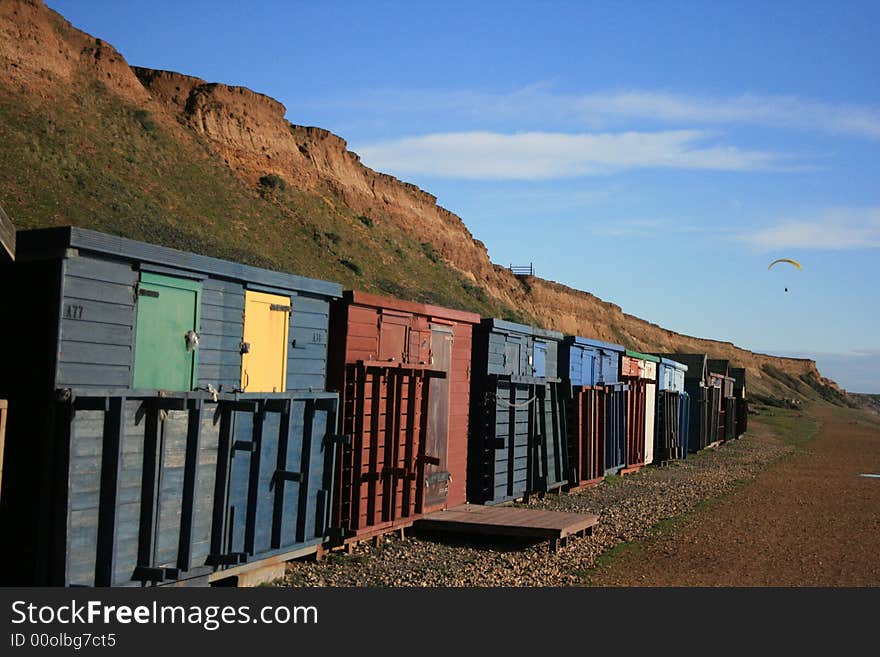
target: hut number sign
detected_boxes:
[64,304,84,320]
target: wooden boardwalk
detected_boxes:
[415,504,599,551]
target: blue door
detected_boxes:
[569,345,584,384]
[599,351,616,383]
[584,351,598,386]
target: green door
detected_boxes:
[133,272,201,391]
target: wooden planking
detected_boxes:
[226,394,336,561]
[60,297,134,326]
[199,335,243,353]
[291,307,329,331]
[549,341,559,378]
[58,363,131,388]
[61,227,341,299]
[287,294,330,391]
[417,504,599,540]
[292,295,328,315]
[60,341,131,367]
[61,322,133,348]
[201,303,244,324]
[66,410,104,585]
[197,279,244,390]
[154,411,188,569]
[64,276,135,307]
[57,256,137,390]
[471,320,569,504]
[63,394,332,587]
[444,320,473,508]
[65,256,135,286]
[330,297,477,533]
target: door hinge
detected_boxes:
[270,304,291,312]
[270,469,303,490]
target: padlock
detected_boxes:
[185,330,200,352]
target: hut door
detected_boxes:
[503,337,522,376]
[133,273,201,391]
[599,350,615,384]
[569,346,583,383]
[583,351,597,386]
[378,311,410,363]
[424,325,453,508]
[240,291,290,393]
[644,383,656,464]
[533,340,547,377]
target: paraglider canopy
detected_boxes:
[767,258,802,271]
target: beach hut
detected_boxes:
[619,350,659,473]
[326,291,479,544]
[558,336,627,486]
[655,357,690,461]
[661,353,719,452]
[0,227,342,586]
[730,367,748,438]
[468,319,568,504]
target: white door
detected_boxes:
[644,383,657,464]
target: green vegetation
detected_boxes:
[592,541,642,570]
[461,280,489,304]
[751,405,819,450]
[339,258,361,275]
[608,325,630,348]
[258,173,286,190]
[501,307,528,324]
[0,77,526,320]
[133,108,157,134]
[421,241,441,263]
[375,279,408,298]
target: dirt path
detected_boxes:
[589,406,880,586]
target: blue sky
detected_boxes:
[47,1,880,392]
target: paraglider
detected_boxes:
[767,258,802,271]
[767,258,802,292]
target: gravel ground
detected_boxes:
[281,416,791,587]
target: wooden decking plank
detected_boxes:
[415,504,599,542]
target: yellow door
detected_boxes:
[241,291,290,392]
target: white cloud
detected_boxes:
[744,207,880,250]
[357,130,790,180]
[312,87,880,139]
[571,92,880,139]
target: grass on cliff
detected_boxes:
[0,78,516,318]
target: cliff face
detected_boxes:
[0,0,849,402]
[0,0,148,103]
[131,65,499,289]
